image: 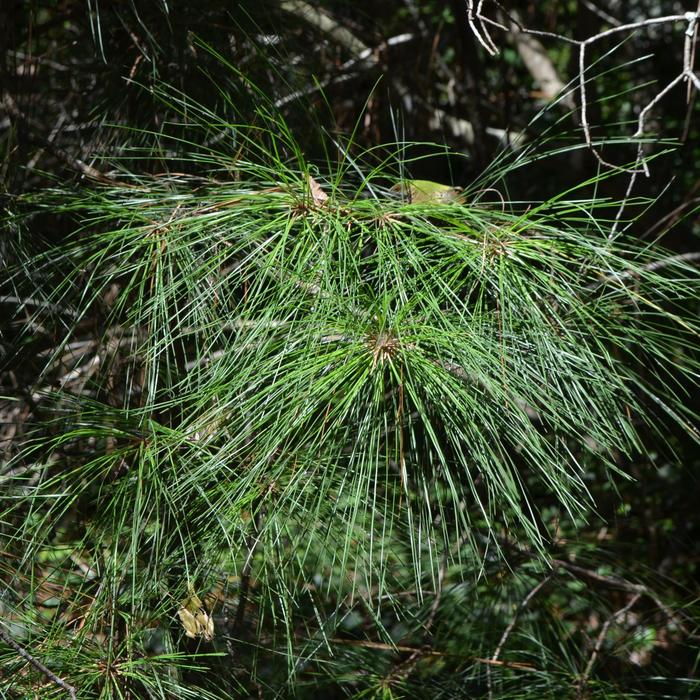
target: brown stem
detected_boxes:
[0,624,77,699]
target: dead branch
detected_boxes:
[487,574,553,699]
[0,625,77,700]
[576,593,642,699]
[462,3,700,221]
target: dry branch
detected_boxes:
[0,626,77,700]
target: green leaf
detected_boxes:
[391,179,462,203]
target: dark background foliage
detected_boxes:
[3,1,700,201]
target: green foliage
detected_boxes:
[2,4,700,698]
[2,77,700,697]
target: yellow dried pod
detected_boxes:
[177,588,214,640]
[177,606,200,638]
[195,609,215,641]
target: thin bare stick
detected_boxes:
[576,593,642,698]
[425,556,448,633]
[643,193,700,239]
[487,1,578,45]
[487,574,552,700]
[490,534,700,644]
[0,625,77,699]
[609,165,640,237]
[579,13,696,176]
[466,0,499,56]
[552,559,645,593]
[330,637,534,669]
[586,250,700,290]
[466,4,700,183]
[379,554,448,688]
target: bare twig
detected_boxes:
[463,3,700,203]
[551,559,699,641]
[586,250,700,291]
[379,554,449,688]
[0,625,77,700]
[555,12,695,178]
[487,574,553,699]
[642,177,700,237]
[492,535,700,644]
[466,0,503,56]
[330,637,534,670]
[576,593,642,698]
[551,558,646,593]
